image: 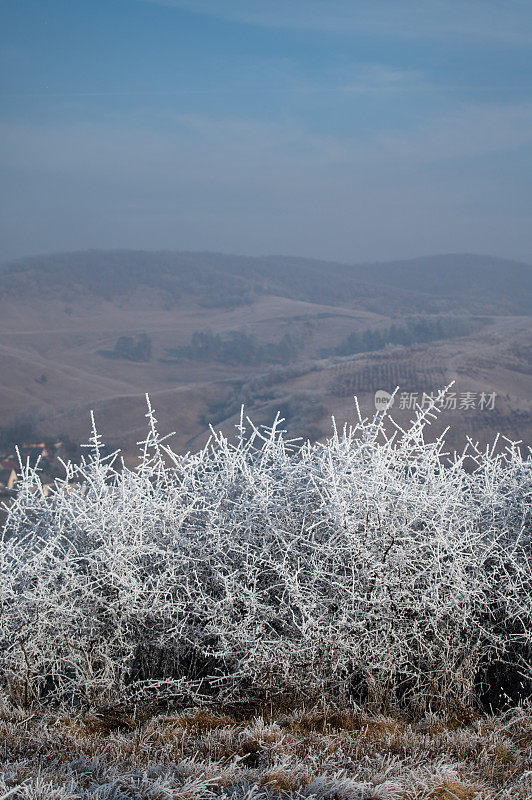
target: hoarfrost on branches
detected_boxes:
[0,389,530,711]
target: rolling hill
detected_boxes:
[0,249,530,461]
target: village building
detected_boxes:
[0,467,17,495]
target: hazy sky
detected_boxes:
[1,0,532,263]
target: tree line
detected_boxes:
[336,316,481,356]
[168,330,300,366]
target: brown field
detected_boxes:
[0,250,530,461]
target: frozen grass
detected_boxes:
[0,388,531,712]
[0,702,531,799]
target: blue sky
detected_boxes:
[1,0,531,262]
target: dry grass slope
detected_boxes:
[0,250,531,458]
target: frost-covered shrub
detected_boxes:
[0,391,530,711]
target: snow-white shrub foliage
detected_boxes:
[0,389,530,711]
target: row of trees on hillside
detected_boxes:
[336,316,483,357]
[168,330,300,366]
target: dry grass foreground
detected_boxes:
[1,703,531,799]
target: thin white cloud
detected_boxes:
[1,99,531,261]
[371,102,532,163]
[144,0,532,44]
[2,100,531,180]
[337,65,431,95]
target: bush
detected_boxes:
[0,391,530,712]
[111,333,152,362]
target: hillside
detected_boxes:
[346,253,532,314]
[0,249,449,315]
[0,249,530,460]
[4,250,532,313]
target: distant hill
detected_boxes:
[346,253,532,314]
[2,249,531,314]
